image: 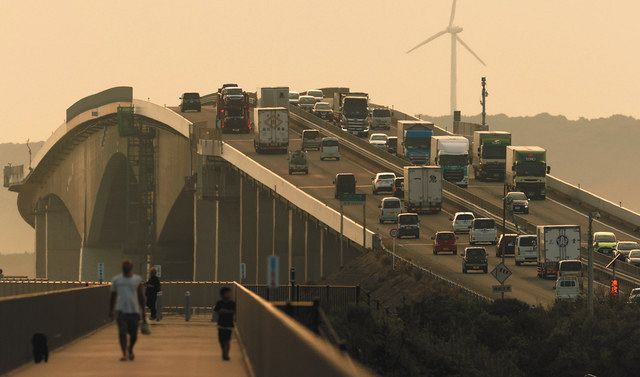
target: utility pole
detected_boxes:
[587,212,598,317]
[502,184,507,239]
[481,77,488,128]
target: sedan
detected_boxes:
[625,249,640,266]
[372,172,396,194]
[368,133,388,149]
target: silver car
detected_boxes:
[378,197,402,223]
[451,212,475,234]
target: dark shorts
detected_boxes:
[117,312,140,336]
[218,328,232,345]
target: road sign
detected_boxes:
[389,228,398,238]
[154,265,162,278]
[267,255,280,288]
[490,262,512,284]
[240,263,247,280]
[340,193,366,205]
[492,284,512,293]
[97,262,104,282]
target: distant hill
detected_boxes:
[420,113,640,213]
[0,252,35,277]
[0,141,43,254]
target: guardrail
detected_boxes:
[200,92,218,106]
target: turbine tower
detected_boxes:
[407,0,486,115]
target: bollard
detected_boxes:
[156,291,163,322]
[185,291,191,322]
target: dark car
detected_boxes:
[180,92,201,112]
[462,247,488,274]
[386,136,398,154]
[432,231,458,255]
[496,234,517,257]
[397,213,420,239]
[392,177,404,199]
[333,173,356,199]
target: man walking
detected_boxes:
[145,267,161,320]
[109,260,145,361]
[213,287,236,361]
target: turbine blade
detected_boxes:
[456,35,486,66]
[406,30,448,54]
[449,0,457,27]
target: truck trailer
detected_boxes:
[430,136,469,187]
[505,146,550,199]
[254,107,289,154]
[536,225,581,279]
[403,166,442,213]
[260,87,290,108]
[397,121,433,165]
[216,87,253,134]
[332,92,369,136]
[472,131,511,181]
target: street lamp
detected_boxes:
[587,211,600,317]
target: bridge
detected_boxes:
[3,86,640,375]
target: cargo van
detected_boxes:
[302,129,322,151]
[378,197,402,224]
[333,173,356,199]
[469,218,497,245]
[515,234,537,266]
[320,137,340,161]
[554,276,581,300]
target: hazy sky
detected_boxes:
[1,1,638,143]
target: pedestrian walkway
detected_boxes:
[9,316,249,377]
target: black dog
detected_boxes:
[31,333,48,363]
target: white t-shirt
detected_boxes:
[110,274,143,314]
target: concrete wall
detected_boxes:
[0,285,110,375]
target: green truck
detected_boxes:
[505,146,551,199]
[472,131,511,181]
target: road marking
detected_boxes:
[300,185,371,189]
[547,197,640,241]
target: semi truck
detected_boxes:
[369,107,392,130]
[397,121,433,165]
[254,107,289,154]
[472,131,511,181]
[430,136,469,187]
[403,166,442,213]
[505,146,550,199]
[332,92,369,136]
[216,86,253,133]
[260,87,290,108]
[536,225,581,279]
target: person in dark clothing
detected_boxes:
[145,267,161,320]
[213,286,236,361]
[109,260,145,361]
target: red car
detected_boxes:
[432,231,458,255]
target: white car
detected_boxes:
[378,197,402,223]
[555,276,581,300]
[515,234,537,266]
[451,212,475,233]
[368,133,388,149]
[469,218,497,245]
[615,241,640,258]
[372,172,396,194]
[306,89,324,103]
[289,91,300,106]
[628,287,640,303]
[625,249,640,266]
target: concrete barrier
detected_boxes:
[235,283,373,377]
[0,281,92,297]
[0,285,110,375]
[220,142,375,249]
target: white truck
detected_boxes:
[254,107,289,154]
[369,107,392,130]
[536,225,581,279]
[403,166,442,213]
[260,87,290,108]
[430,136,469,187]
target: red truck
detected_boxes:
[216,84,256,134]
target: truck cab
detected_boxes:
[334,93,369,137]
[505,146,550,199]
[472,131,511,181]
[397,121,433,165]
[397,213,420,239]
[515,234,537,266]
[369,108,392,130]
[430,136,469,187]
[288,150,308,175]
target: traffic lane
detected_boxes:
[392,239,556,305]
[168,106,216,126]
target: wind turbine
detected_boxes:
[407,0,486,115]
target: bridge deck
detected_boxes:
[10,316,249,377]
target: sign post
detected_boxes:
[339,193,366,266]
[390,228,398,270]
[267,255,280,290]
[490,262,512,299]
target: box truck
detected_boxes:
[472,131,511,181]
[397,121,433,165]
[403,166,442,213]
[536,225,581,279]
[430,136,469,187]
[254,107,289,154]
[505,146,550,199]
[260,87,290,108]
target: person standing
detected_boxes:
[109,260,145,361]
[213,287,236,361]
[145,267,161,320]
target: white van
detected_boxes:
[469,218,497,245]
[555,276,581,300]
[515,234,537,266]
[378,197,402,224]
[320,137,340,161]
